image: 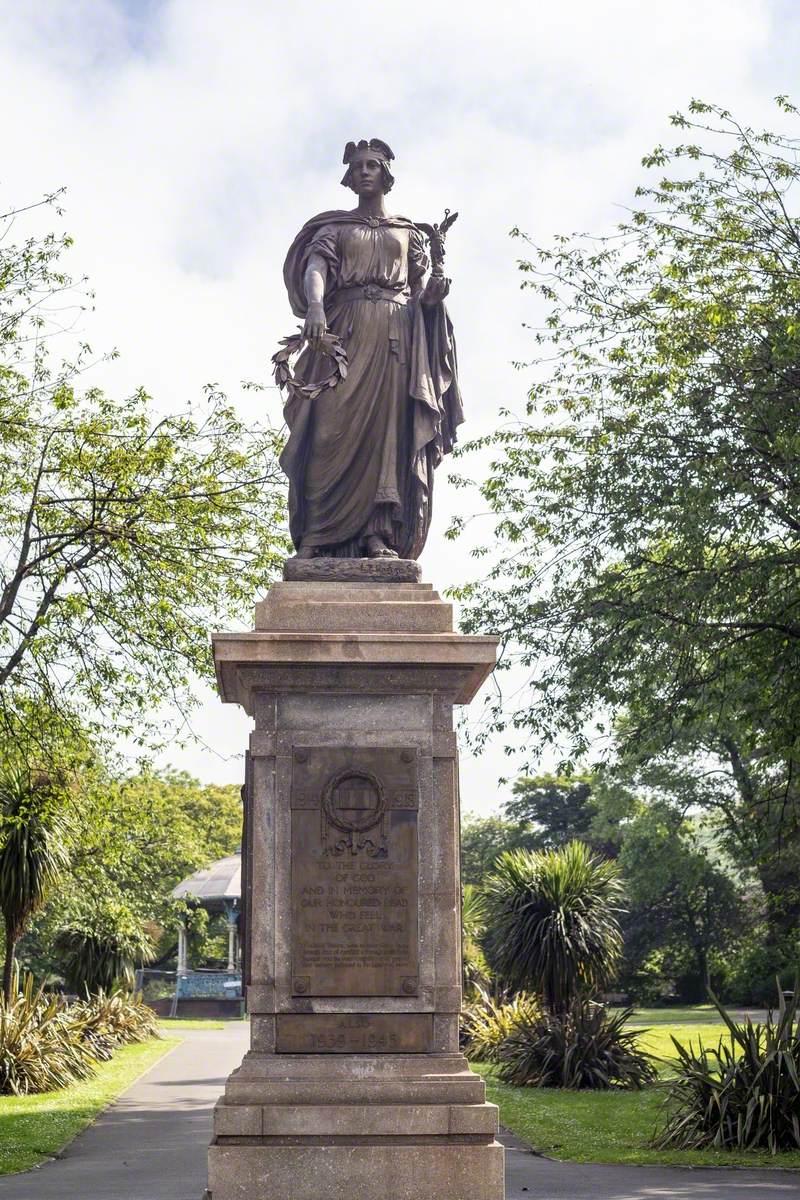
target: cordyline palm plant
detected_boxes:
[496,999,657,1090]
[483,841,624,1012]
[0,764,70,1000]
[654,986,800,1152]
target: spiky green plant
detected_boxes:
[462,884,492,996]
[495,998,656,1090]
[483,841,624,1011]
[654,986,800,1153]
[0,969,97,1095]
[0,765,70,1000]
[75,989,160,1060]
[461,988,540,1062]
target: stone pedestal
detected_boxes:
[208,572,503,1200]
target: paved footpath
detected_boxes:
[0,1024,798,1200]
[0,1023,250,1200]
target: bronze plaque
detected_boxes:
[291,746,419,996]
[276,1013,432,1054]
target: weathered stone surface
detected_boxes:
[234,1101,499,1137]
[283,556,423,583]
[256,580,452,633]
[275,1013,432,1053]
[208,1142,505,1200]
[213,630,497,709]
[208,576,502,1200]
[222,1076,488,1107]
[213,1103,263,1137]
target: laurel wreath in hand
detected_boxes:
[271,329,348,403]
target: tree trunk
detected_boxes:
[696,946,711,999]
[2,924,16,1002]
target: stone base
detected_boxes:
[208,1140,505,1200]
[208,1053,503,1198]
[283,555,422,582]
[209,576,502,1200]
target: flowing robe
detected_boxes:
[280,211,463,559]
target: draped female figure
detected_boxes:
[279,139,463,561]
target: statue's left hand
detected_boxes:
[421,275,450,306]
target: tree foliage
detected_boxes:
[451,99,800,950]
[618,801,743,1000]
[17,769,242,984]
[506,772,636,858]
[460,813,533,886]
[454,97,800,766]
[0,194,287,748]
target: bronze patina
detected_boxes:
[277,139,463,562]
[290,745,419,997]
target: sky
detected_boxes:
[1,0,798,815]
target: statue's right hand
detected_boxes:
[303,302,327,351]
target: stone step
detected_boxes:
[223,1076,487,1106]
[209,1142,505,1200]
[255,582,452,633]
[256,600,453,634]
[214,1100,498,1137]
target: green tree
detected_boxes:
[505,772,636,859]
[483,841,624,1011]
[18,769,242,984]
[505,775,595,849]
[451,99,800,947]
[461,882,491,995]
[0,764,69,999]
[618,802,743,1000]
[0,194,287,750]
[54,919,154,994]
[460,813,533,886]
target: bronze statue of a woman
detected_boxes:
[279,139,463,561]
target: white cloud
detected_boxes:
[0,0,791,811]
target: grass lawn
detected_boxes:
[0,1037,180,1175]
[618,1005,763,1026]
[158,1018,226,1030]
[619,1005,722,1025]
[473,1013,800,1169]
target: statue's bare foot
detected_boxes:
[364,536,399,559]
[296,543,317,559]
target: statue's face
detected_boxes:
[350,151,384,197]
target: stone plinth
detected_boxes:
[208,579,503,1200]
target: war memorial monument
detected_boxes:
[207,139,504,1199]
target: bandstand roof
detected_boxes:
[171,851,241,906]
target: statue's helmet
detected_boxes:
[341,139,396,193]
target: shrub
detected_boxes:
[461,989,540,1062]
[483,843,624,1010]
[495,999,657,1090]
[0,970,97,1095]
[75,990,161,1061]
[55,925,153,994]
[653,987,800,1153]
[0,970,160,1094]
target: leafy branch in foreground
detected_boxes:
[0,194,288,746]
[451,98,800,771]
[450,99,800,944]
